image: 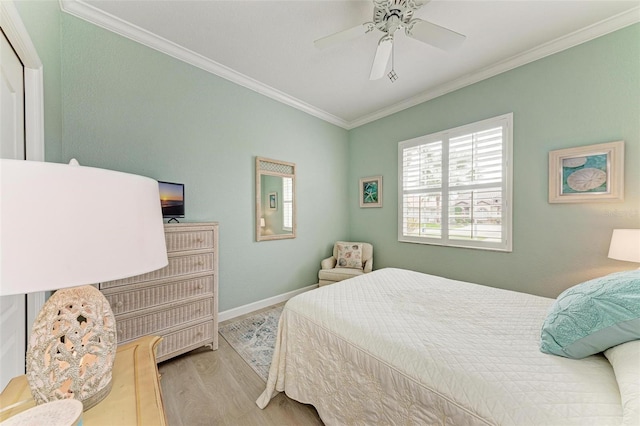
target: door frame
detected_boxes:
[1,0,46,329]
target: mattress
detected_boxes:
[257,268,632,425]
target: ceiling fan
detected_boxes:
[314,0,466,81]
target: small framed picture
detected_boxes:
[548,141,624,203]
[360,176,382,208]
[268,192,277,210]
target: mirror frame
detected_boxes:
[255,157,296,241]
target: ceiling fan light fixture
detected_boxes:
[316,0,465,82]
[373,0,419,32]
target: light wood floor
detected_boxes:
[158,308,324,425]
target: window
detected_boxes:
[282,177,293,231]
[398,113,512,251]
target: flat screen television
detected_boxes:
[158,181,185,219]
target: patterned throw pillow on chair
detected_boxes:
[336,243,363,269]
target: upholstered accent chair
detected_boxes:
[318,241,373,286]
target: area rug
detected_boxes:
[219,305,283,382]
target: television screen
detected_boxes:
[158,181,185,218]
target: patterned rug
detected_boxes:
[219,305,283,382]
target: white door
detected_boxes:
[0,29,27,390]
[1,30,25,158]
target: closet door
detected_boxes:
[0,29,27,390]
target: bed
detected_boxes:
[257,268,639,425]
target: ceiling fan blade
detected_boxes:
[369,36,393,80]
[314,22,374,49]
[405,19,465,51]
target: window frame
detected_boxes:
[397,113,513,252]
[282,177,293,232]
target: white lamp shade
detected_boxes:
[0,159,168,296]
[608,229,640,263]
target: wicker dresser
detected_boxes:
[99,222,218,362]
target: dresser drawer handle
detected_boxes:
[195,261,204,267]
[116,301,124,308]
[195,238,204,243]
[197,284,204,290]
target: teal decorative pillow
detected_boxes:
[540,270,640,359]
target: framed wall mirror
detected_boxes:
[256,157,296,241]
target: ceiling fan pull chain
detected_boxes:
[388,36,398,82]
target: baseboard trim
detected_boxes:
[218,283,318,322]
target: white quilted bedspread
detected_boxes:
[257,268,625,425]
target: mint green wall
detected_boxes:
[14,2,639,307]
[348,24,640,298]
[15,3,350,311]
[13,0,63,162]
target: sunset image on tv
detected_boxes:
[159,181,184,217]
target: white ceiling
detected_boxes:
[61,0,640,129]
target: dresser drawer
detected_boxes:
[104,275,214,315]
[156,321,216,362]
[165,229,214,253]
[115,298,214,343]
[101,252,214,289]
[99,222,218,364]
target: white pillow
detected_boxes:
[605,340,640,426]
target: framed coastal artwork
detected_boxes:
[548,141,624,203]
[268,192,277,210]
[360,176,382,208]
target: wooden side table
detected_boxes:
[0,336,167,425]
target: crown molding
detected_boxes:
[348,6,640,129]
[59,0,350,129]
[59,1,638,131]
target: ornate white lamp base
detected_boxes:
[26,285,117,410]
